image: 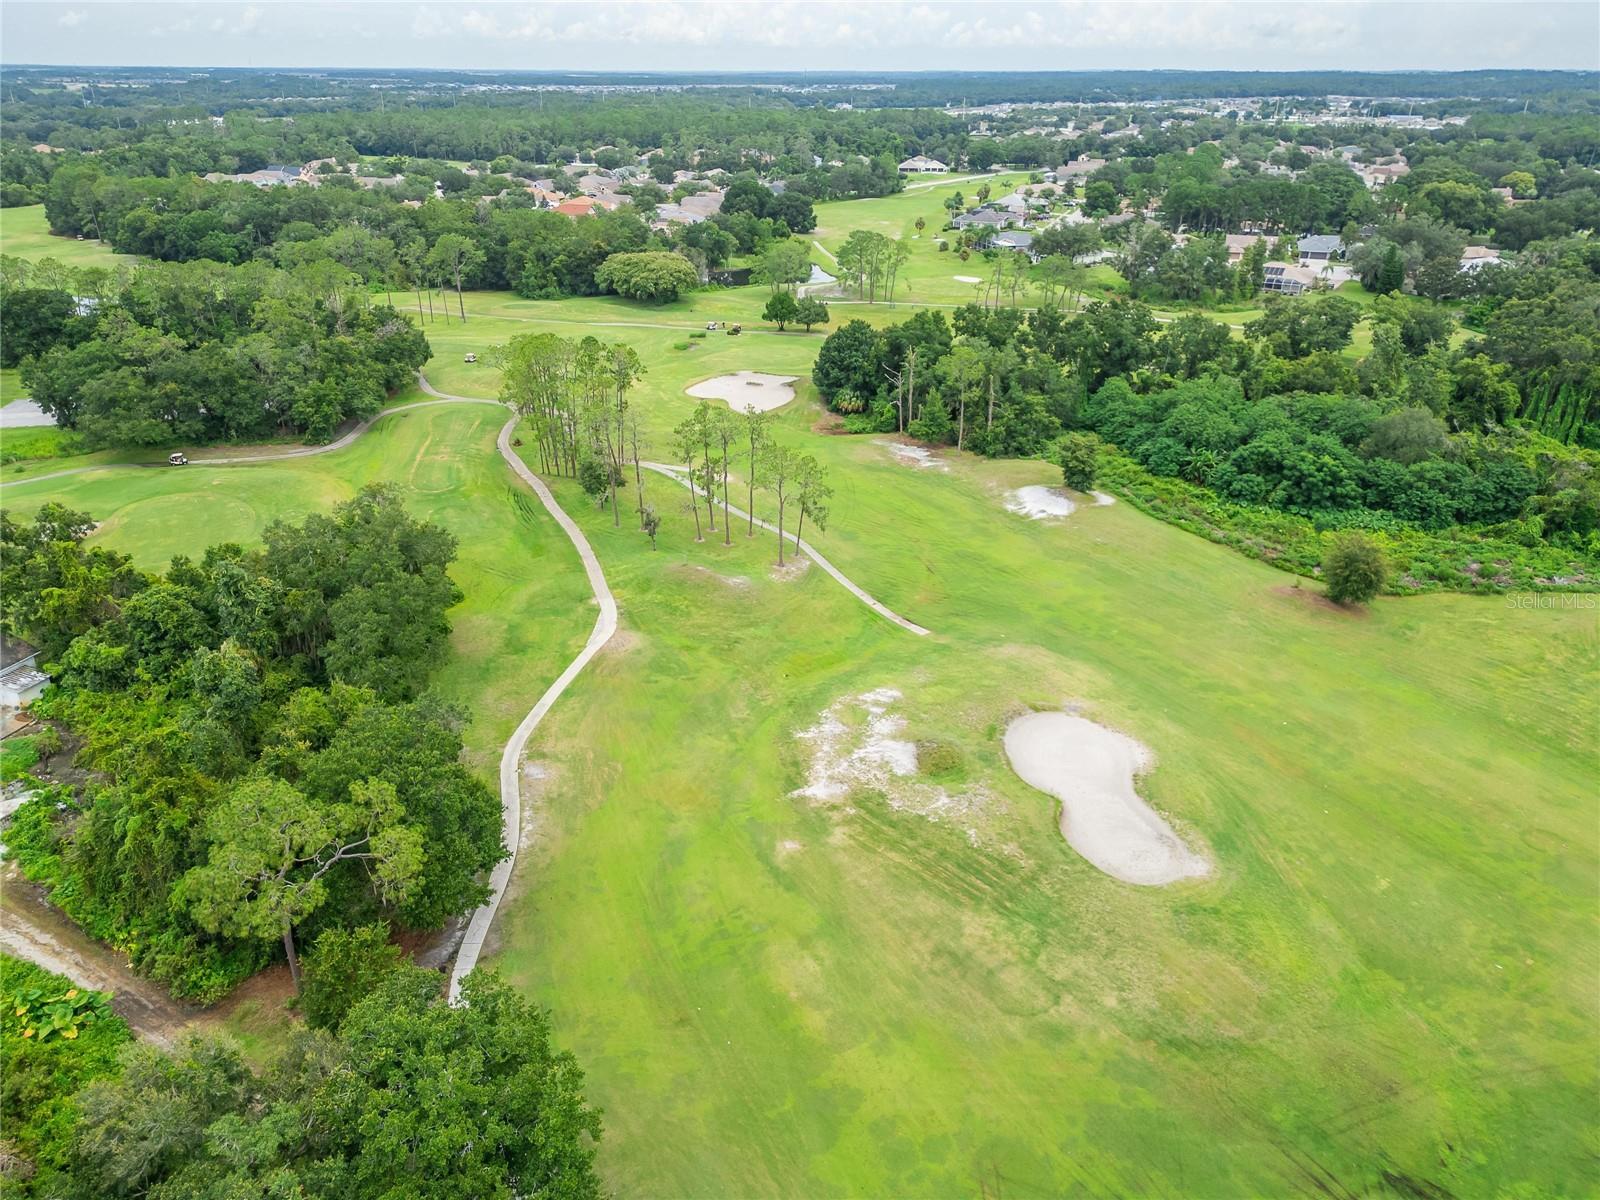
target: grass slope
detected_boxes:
[0,205,136,271]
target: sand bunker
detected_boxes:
[1090,491,1116,507]
[1003,711,1209,886]
[687,372,798,413]
[877,440,947,470]
[1006,485,1076,519]
[0,399,55,428]
[953,274,983,283]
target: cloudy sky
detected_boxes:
[5,1,1598,72]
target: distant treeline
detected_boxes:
[2,67,1595,109]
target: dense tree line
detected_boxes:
[31,159,823,305]
[1,490,501,1002]
[5,257,430,445]
[1,955,601,1200]
[813,282,1598,551]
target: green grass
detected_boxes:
[469,370,1597,1196]
[1,189,1595,1197]
[0,205,136,271]
[2,368,28,404]
[1,735,39,782]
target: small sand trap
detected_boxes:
[687,372,798,413]
[877,440,947,470]
[1003,711,1209,886]
[953,274,983,283]
[1006,485,1076,519]
[1090,491,1116,506]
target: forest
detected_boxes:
[4,257,431,443]
[1,489,502,1002]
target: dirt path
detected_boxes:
[641,461,930,637]
[1,866,198,1047]
[412,375,620,1002]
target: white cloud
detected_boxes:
[6,0,1596,70]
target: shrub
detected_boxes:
[299,924,403,1031]
[1,955,131,1184]
[917,741,965,780]
[1322,532,1387,606]
[594,250,698,303]
[1056,432,1100,491]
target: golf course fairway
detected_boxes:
[4,300,1595,1197]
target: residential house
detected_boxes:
[652,202,707,229]
[1459,245,1502,272]
[1224,233,1267,264]
[1356,161,1410,190]
[1263,263,1321,295]
[203,165,303,188]
[0,636,50,708]
[554,197,601,218]
[951,209,1012,232]
[677,190,726,219]
[1056,158,1106,180]
[299,157,341,182]
[898,155,948,173]
[991,230,1038,260]
[1297,234,1343,265]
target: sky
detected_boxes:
[3,1,1597,73]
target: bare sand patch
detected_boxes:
[687,564,751,589]
[1006,485,1076,519]
[953,274,983,283]
[876,440,947,470]
[687,371,798,413]
[771,556,812,582]
[0,399,55,428]
[1090,491,1116,506]
[1003,711,1209,886]
[793,688,988,840]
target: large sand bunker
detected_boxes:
[687,372,798,413]
[1006,485,1076,519]
[1003,711,1209,885]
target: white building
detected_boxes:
[898,155,948,174]
[0,637,50,708]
